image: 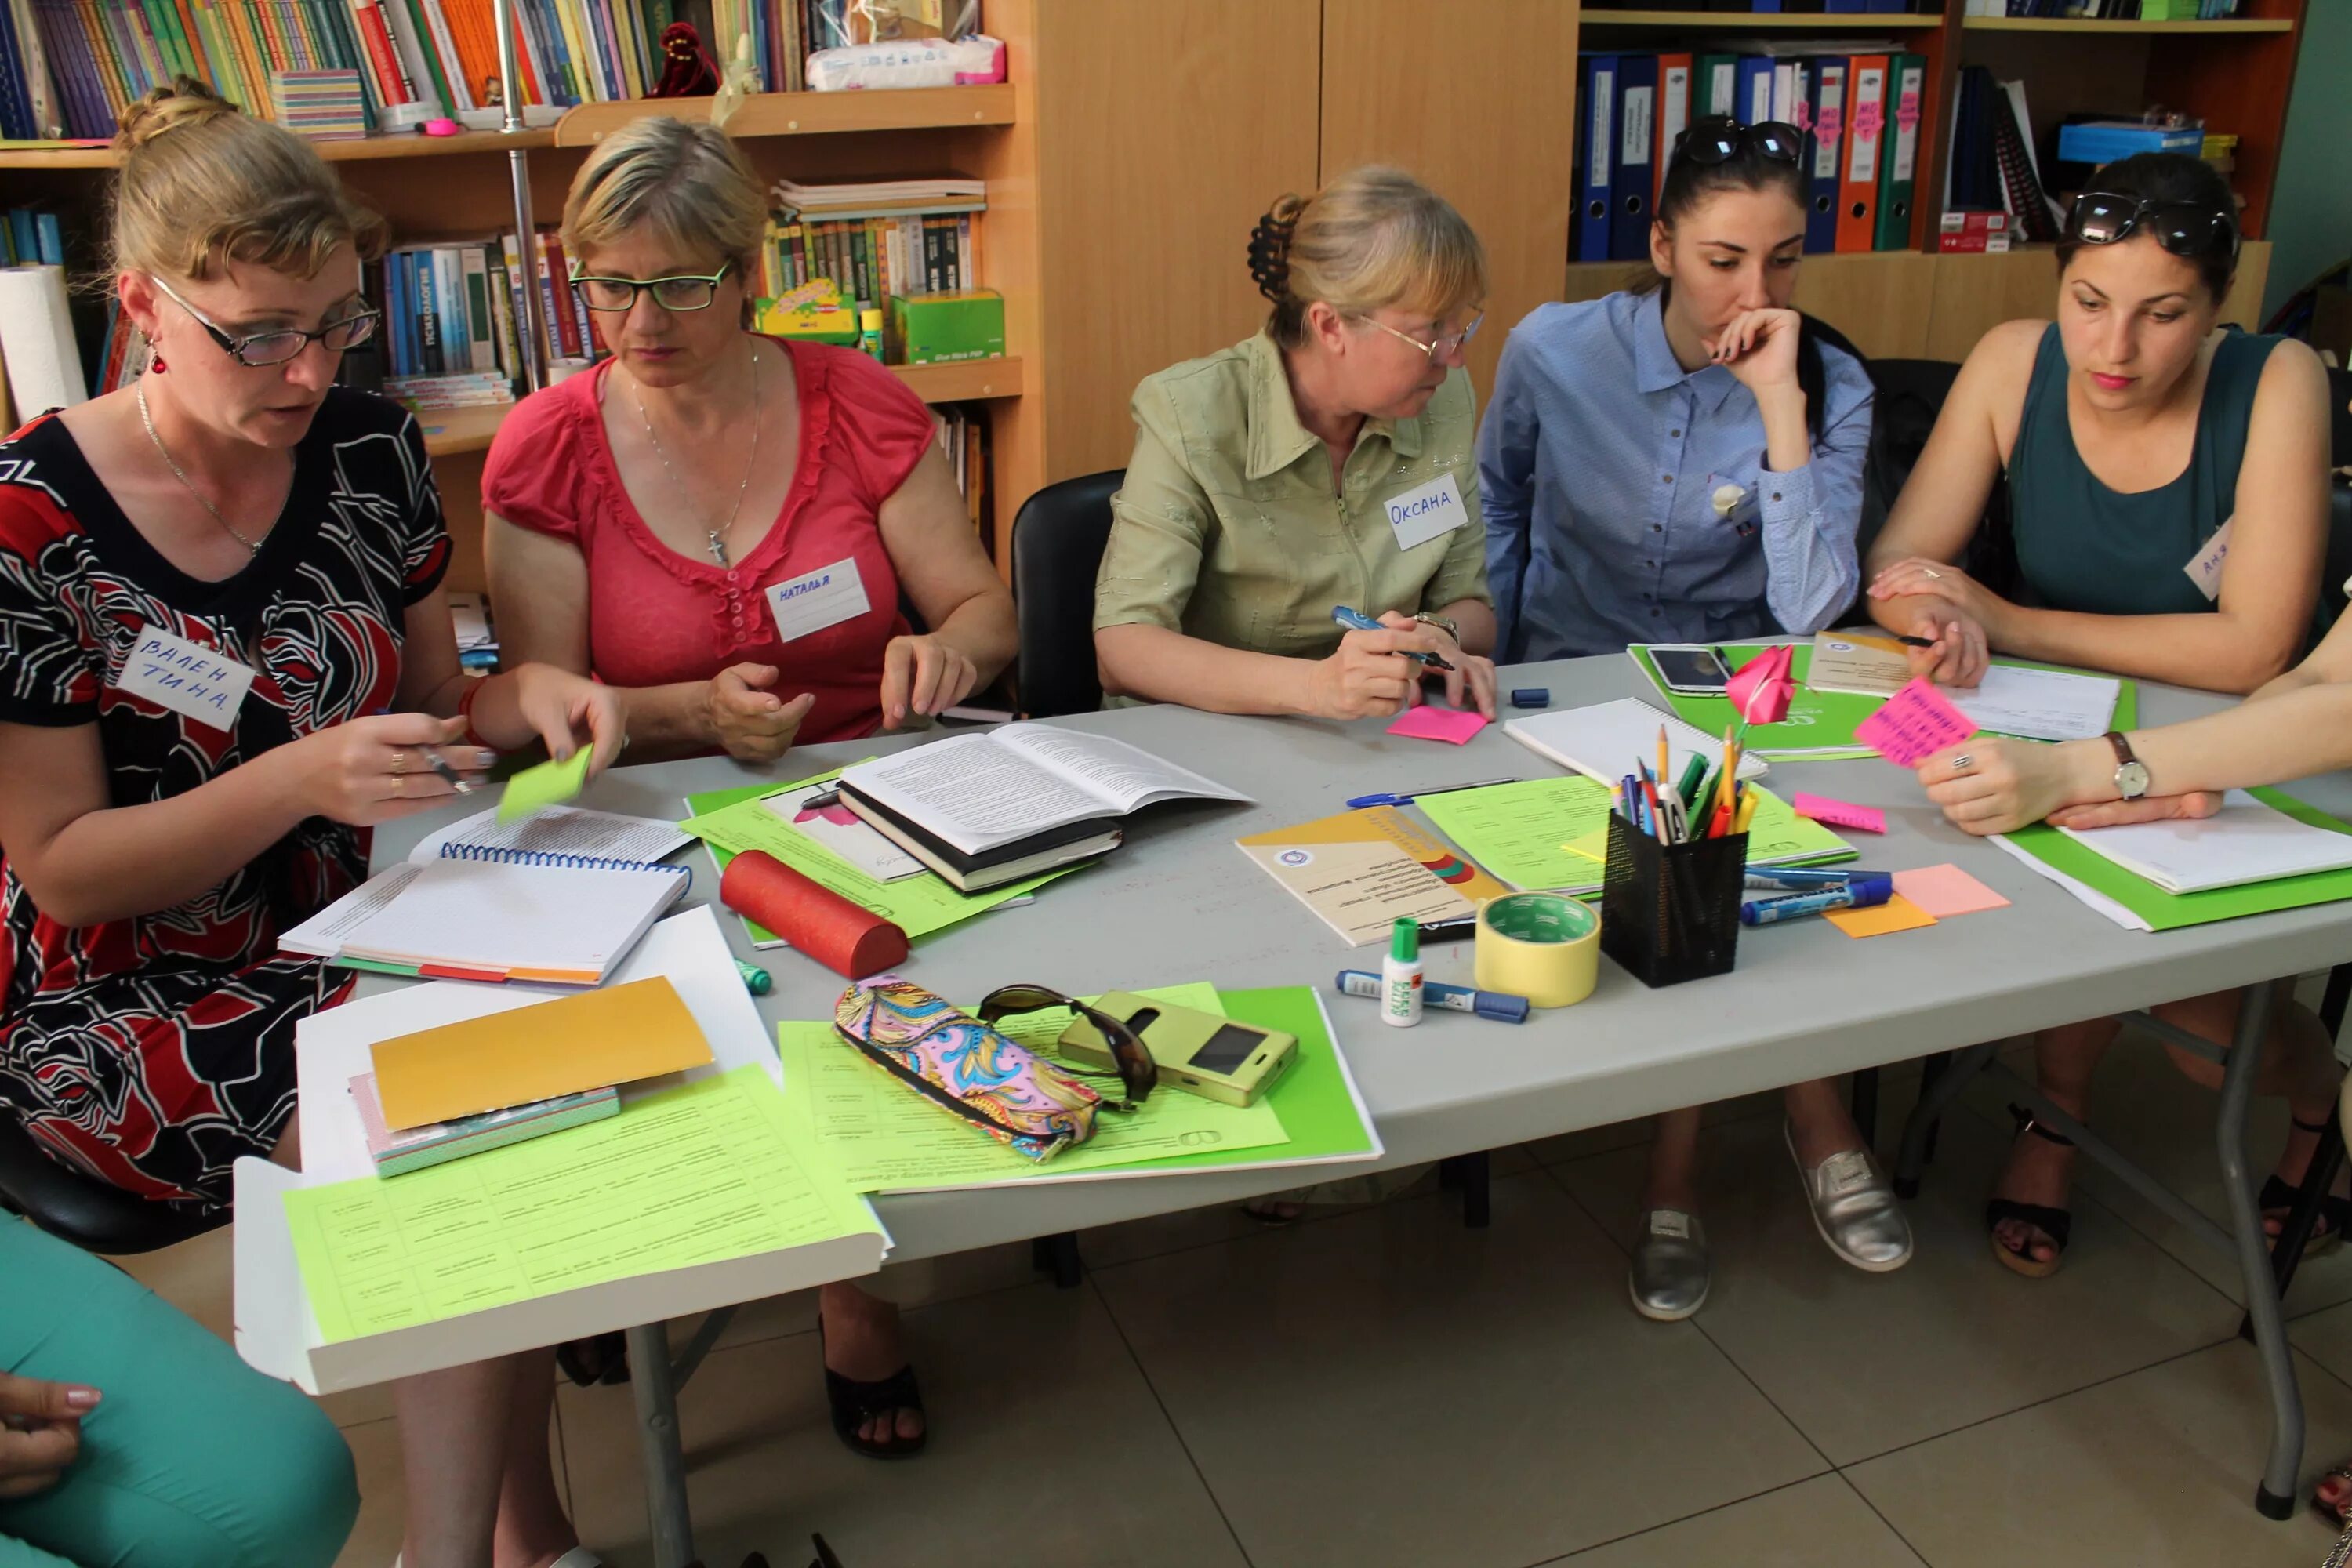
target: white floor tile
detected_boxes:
[1544,1475,1922,1567]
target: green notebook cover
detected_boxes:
[2002,787,2352,932]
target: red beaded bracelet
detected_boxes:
[456,675,493,748]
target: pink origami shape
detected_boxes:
[1726,645,1795,726]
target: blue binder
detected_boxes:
[1737,56,1774,129]
[1804,56,1849,255]
[1609,53,1659,263]
[1574,53,1618,265]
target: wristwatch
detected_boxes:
[1413,612,1460,640]
[2104,731,2151,801]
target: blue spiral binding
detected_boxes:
[438,843,693,894]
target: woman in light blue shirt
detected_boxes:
[1480,121,1875,659]
[1479,120,1902,1323]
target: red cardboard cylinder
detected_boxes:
[719,851,909,978]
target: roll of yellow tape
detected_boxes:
[1475,893,1600,1009]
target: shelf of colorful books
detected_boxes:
[1959,16,2293,32]
[0,128,556,171]
[550,84,1017,147]
[1579,10,1945,30]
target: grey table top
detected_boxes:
[366,653,2352,1261]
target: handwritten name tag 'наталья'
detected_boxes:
[765,557,872,644]
[1385,470,1468,552]
[114,625,256,731]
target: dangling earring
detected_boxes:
[150,353,166,373]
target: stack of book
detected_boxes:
[366,228,598,410]
[0,209,63,268]
[762,175,986,314]
[1570,45,1929,261]
[932,402,989,548]
[269,65,369,138]
[1962,1,2241,15]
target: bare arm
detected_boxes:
[1436,597,1495,658]
[1096,619,1455,717]
[875,444,1016,725]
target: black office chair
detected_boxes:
[0,1110,224,1254]
[1008,469,1124,720]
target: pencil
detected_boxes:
[1657,725,1669,788]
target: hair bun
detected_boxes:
[114,76,237,154]
[1247,193,1306,304]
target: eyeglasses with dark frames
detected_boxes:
[2063,191,2238,262]
[975,983,1157,1110]
[149,273,379,367]
[568,260,735,313]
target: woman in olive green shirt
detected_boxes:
[1094,166,1498,719]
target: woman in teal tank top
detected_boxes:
[1850,155,2340,1292]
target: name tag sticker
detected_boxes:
[114,624,255,731]
[2183,519,2232,602]
[765,557,872,644]
[1385,470,1468,552]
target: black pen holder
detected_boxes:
[1599,816,1747,988]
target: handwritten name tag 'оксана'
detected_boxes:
[114,625,256,731]
[1385,470,1468,552]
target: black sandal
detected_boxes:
[1986,1104,2075,1280]
[557,1330,630,1388]
[2261,1115,2352,1255]
[818,1314,927,1461]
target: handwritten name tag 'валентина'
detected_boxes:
[114,625,256,731]
[1855,678,1977,768]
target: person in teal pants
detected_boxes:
[0,1220,357,1567]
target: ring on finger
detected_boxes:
[1922,568,1942,579]
[389,748,410,775]
[1951,753,1975,773]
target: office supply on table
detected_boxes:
[757,779,926,882]
[1475,892,1600,1009]
[350,1074,619,1177]
[1334,970,1529,1024]
[1602,812,1745,988]
[1792,793,1886,834]
[1742,878,1892,926]
[2056,792,2352,896]
[775,985,1379,1193]
[735,960,774,995]
[1418,914,1479,944]
[1896,635,1936,649]
[410,804,693,873]
[1388,702,1488,745]
[1238,807,1508,946]
[370,976,713,1131]
[1573,53,1618,264]
[1381,917,1425,1027]
[681,771,1074,945]
[1857,679,1976,767]
[281,858,688,985]
[1511,688,1550,710]
[1891,864,2010,918]
[720,851,911,978]
[1330,605,1455,673]
[836,977,1105,1160]
[837,783,1121,892]
[1631,644,1879,759]
[837,723,1250,860]
[1504,698,1768,788]
[498,747,594,823]
[1824,895,1940,939]
[1806,632,1911,698]
[1725,645,1795,725]
[1344,779,1519,810]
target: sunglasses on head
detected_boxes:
[1675,116,1806,169]
[975,983,1157,1109]
[2064,191,2237,261]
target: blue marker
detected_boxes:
[1740,877,1894,927]
[1744,867,1883,893]
[1332,605,1455,672]
[1335,969,1529,1023]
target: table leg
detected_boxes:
[1032,1232,1082,1288]
[1851,1067,1879,1150]
[1894,1039,1998,1200]
[2215,985,2303,1519]
[625,1320,698,1567]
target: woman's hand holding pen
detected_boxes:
[1376,610,1497,718]
[291,713,495,826]
[1304,619,1446,720]
[1868,556,2004,687]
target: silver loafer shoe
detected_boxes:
[1785,1122,1913,1273]
[1628,1207,1711,1321]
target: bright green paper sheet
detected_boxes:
[2001,786,2352,931]
[497,746,592,823]
[1414,776,1854,894]
[780,983,1377,1191]
[282,1067,878,1343]
[1627,644,2140,758]
[680,768,1076,943]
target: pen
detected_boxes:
[1345,778,1519,809]
[1336,969,1530,1023]
[417,744,480,795]
[1896,635,1936,649]
[1332,605,1455,673]
[1417,914,1478,943]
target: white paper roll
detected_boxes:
[0,266,89,419]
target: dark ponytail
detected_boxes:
[1247,193,1308,344]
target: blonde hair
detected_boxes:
[107,77,385,283]
[562,117,767,274]
[1246,166,1487,350]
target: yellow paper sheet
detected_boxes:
[369,977,714,1131]
[777,984,1290,1191]
[498,747,593,824]
[283,1067,877,1343]
[680,768,1076,941]
[1237,807,1503,946]
[1413,777,1617,891]
[1824,894,1940,938]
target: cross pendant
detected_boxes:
[706,532,729,567]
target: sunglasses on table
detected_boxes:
[974,982,1156,1110]
[1675,116,1806,168]
[2063,191,2238,260]
[568,260,735,313]
[149,273,380,367]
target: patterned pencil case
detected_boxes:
[833,976,1102,1163]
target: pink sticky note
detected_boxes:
[1792,792,1886,834]
[1892,863,2011,918]
[1725,645,1795,725]
[1856,678,1977,767]
[1388,704,1488,745]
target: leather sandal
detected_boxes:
[818,1312,927,1461]
[1986,1103,2074,1280]
[2262,1115,2352,1257]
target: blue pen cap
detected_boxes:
[1848,873,1894,907]
[1475,990,1531,1023]
[1510,688,1549,709]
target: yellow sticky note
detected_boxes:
[498,747,593,824]
[1824,894,1940,938]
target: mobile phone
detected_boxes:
[1650,645,1733,694]
[1058,993,1298,1109]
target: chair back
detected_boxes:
[0,1112,224,1254]
[2321,365,2352,629]
[1010,470,1124,718]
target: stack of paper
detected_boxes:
[2056,791,2352,895]
[1948,665,2119,744]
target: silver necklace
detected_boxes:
[137,380,264,557]
[631,344,762,566]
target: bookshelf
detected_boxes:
[1962,17,2295,33]
[1586,11,1943,29]
[550,82,1014,144]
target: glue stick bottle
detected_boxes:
[1382,917,1423,1028]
